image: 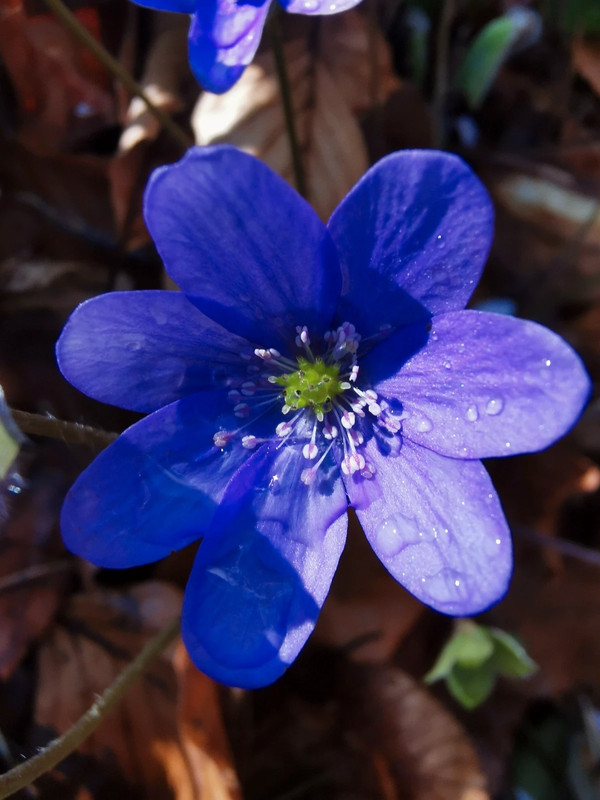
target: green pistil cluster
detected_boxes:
[275,357,343,416]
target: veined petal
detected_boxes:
[144,147,341,352]
[182,443,347,688]
[61,391,277,568]
[366,310,591,459]
[328,150,494,336]
[57,291,254,414]
[280,0,362,13]
[188,1,271,93]
[345,438,512,616]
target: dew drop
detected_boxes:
[485,398,504,416]
[375,518,400,556]
[415,417,433,433]
[465,406,478,422]
[544,359,551,367]
[443,360,451,369]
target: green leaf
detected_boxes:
[563,0,600,33]
[406,8,430,89]
[0,389,21,479]
[446,662,496,709]
[455,9,541,109]
[488,628,538,679]
[424,622,494,683]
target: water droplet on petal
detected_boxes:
[376,518,400,556]
[415,417,433,433]
[465,406,478,422]
[443,360,451,369]
[485,398,504,416]
[544,359,551,367]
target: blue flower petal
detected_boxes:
[280,0,361,13]
[328,150,494,337]
[57,291,252,414]
[182,443,347,687]
[61,391,277,568]
[346,437,512,616]
[366,310,591,459]
[144,147,341,355]
[188,0,271,93]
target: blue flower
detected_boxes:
[57,146,590,688]
[134,0,363,94]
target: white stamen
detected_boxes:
[303,442,318,459]
[341,411,355,429]
[242,435,260,449]
[241,381,256,396]
[324,422,338,439]
[276,421,292,437]
[213,430,232,448]
[234,403,251,418]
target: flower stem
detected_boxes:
[268,8,306,197]
[40,0,193,151]
[0,616,181,799]
[11,410,118,450]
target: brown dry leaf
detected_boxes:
[192,10,401,220]
[498,549,600,697]
[118,14,189,154]
[572,35,600,97]
[35,582,240,799]
[345,663,489,800]
[110,14,190,247]
[0,491,71,679]
[174,644,242,800]
[0,1,113,151]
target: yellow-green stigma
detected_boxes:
[275,357,343,417]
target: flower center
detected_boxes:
[214,322,399,486]
[274,358,343,417]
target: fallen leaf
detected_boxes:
[0,464,72,679]
[572,35,600,98]
[0,1,114,151]
[110,13,190,247]
[174,644,243,800]
[243,650,488,800]
[192,10,400,220]
[35,583,193,798]
[118,14,189,154]
[344,663,490,800]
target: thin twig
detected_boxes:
[516,526,600,569]
[431,0,456,148]
[41,0,193,150]
[268,8,306,197]
[0,617,181,799]
[0,561,73,594]
[11,410,118,450]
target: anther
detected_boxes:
[213,430,233,448]
[234,402,251,418]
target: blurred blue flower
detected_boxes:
[135,0,363,93]
[57,146,590,688]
